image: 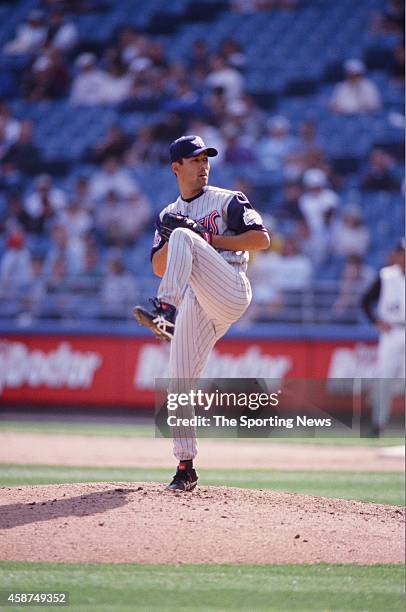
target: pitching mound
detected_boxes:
[0,483,404,565]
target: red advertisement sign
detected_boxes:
[0,334,379,407]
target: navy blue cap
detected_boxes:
[169,135,218,163]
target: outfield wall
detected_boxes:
[0,330,382,408]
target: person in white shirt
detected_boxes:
[331,204,370,257]
[205,54,244,102]
[0,104,21,145]
[299,168,339,265]
[3,10,47,55]
[24,174,67,219]
[47,8,78,53]
[95,189,151,246]
[57,199,93,239]
[247,236,313,319]
[69,53,113,106]
[362,240,405,436]
[330,59,382,114]
[89,157,140,203]
[257,116,297,171]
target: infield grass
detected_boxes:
[0,464,403,505]
[0,562,404,611]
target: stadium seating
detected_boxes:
[0,0,403,327]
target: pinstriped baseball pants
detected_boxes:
[158,227,252,460]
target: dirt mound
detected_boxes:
[0,483,404,565]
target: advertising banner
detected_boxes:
[0,334,387,408]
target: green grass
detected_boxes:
[0,420,403,446]
[0,421,154,438]
[0,464,403,505]
[0,562,404,611]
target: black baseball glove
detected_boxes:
[159,212,212,244]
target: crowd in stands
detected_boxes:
[0,0,404,325]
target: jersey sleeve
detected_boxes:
[361,275,381,323]
[226,192,267,234]
[150,212,167,261]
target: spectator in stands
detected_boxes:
[0,117,12,162]
[4,10,47,55]
[4,190,33,234]
[2,120,41,175]
[125,113,185,165]
[117,26,147,67]
[360,148,401,191]
[148,41,169,70]
[95,189,151,246]
[161,79,203,116]
[274,180,305,221]
[205,54,244,103]
[0,103,21,146]
[189,39,211,73]
[24,174,67,223]
[99,258,138,318]
[257,116,297,172]
[285,121,326,175]
[19,255,47,324]
[45,223,85,276]
[331,205,370,258]
[69,53,112,106]
[329,59,382,114]
[223,133,257,164]
[333,254,375,321]
[45,255,69,301]
[299,168,339,265]
[219,38,246,70]
[389,41,405,84]
[371,0,405,35]
[88,124,130,163]
[124,59,165,111]
[0,230,32,297]
[80,245,103,279]
[71,175,93,210]
[226,93,266,141]
[22,49,70,101]
[45,7,79,53]
[101,59,133,105]
[57,198,93,240]
[205,87,229,127]
[89,156,140,202]
[246,236,313,321]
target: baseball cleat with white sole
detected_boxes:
[167,464,198,492]
[133,298,176,341]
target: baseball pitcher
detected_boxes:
[134,135,270,490]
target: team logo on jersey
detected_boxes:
[198,210,220,234]
[243,206,263,226]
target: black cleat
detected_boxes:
[133,298,176,341]
[167,464,198,492]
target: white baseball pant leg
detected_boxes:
[371,328,405,429]
[158,227,252,460]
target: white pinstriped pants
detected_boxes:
[158,227,252,460]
